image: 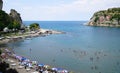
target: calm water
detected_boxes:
[8,21,120,73]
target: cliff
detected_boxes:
[87,7,120,27]
[9,9,25,29]
[0,0,3,10]
[9,9,23,25]
[0,0,24,31]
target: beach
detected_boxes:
[0,48,69,73]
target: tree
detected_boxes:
[6,68,18,73]
[94,16,99,22]
[0,10,10,31]
[0,61,9,73]
[0,49,2,55]
[12,20,21,30]
[0,62,18,73]
[112,13,120,25]
[8,20,21,31]
[29,23,40,31]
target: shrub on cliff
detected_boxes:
[112,13,120,25]
[8,20,21,30]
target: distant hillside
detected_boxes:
[87,7,120,27]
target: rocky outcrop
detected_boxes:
[0,0,3,10]
[9,9,23,27]
[87,8,120,27]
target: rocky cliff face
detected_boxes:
[9,9,23,26]
[87,8,120,27]
[0,0,3,10]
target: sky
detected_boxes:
[3,0,120,21]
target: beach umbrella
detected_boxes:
[32,61,37,63]
[57,68,63,71]
[52,68,58,71]
[38,64,44,67]
[16,56,22,60]
[44,65,51,69]
[5,49,10,52]
[24,59,30,62]
[62,70,68,73]
[21,57,27,61]
[57,68,68,73]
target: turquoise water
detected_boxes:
[8,21,120,73]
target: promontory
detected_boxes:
[87,7,120,27]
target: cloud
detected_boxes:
[3,0,120,21]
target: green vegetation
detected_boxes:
[0,10,21,34]
[93,7,120,25]
[0,61,18,73]
[8,20,21,30]
[0,10,10,31]
[0,49,2,55]
[29,23,40,31]
[112,13,120,25]
[94,16,99,22]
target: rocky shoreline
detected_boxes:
[86,23,120,27]
[0,29,65,44]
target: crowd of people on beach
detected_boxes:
[0,48,69,73]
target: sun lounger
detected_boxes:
[18,66,24,69]
[11,63,16,66]
[8,59,15,63]
[26,68,31,72]
[31,71,39,73]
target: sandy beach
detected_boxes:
[0,46,69,73]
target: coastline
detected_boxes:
[0,47,70,73]
[0,28,68,73]
[0,28,65,44]
[86,23,120,27]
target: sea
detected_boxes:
[7,21,120,73]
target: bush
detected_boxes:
[6,68,18,73]
[0,10,11,31]
[0,61,9,73]
[29,23,40,31]
[0,49,2,55]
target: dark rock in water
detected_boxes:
[0,0,3,10]
[9,9,24,28]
